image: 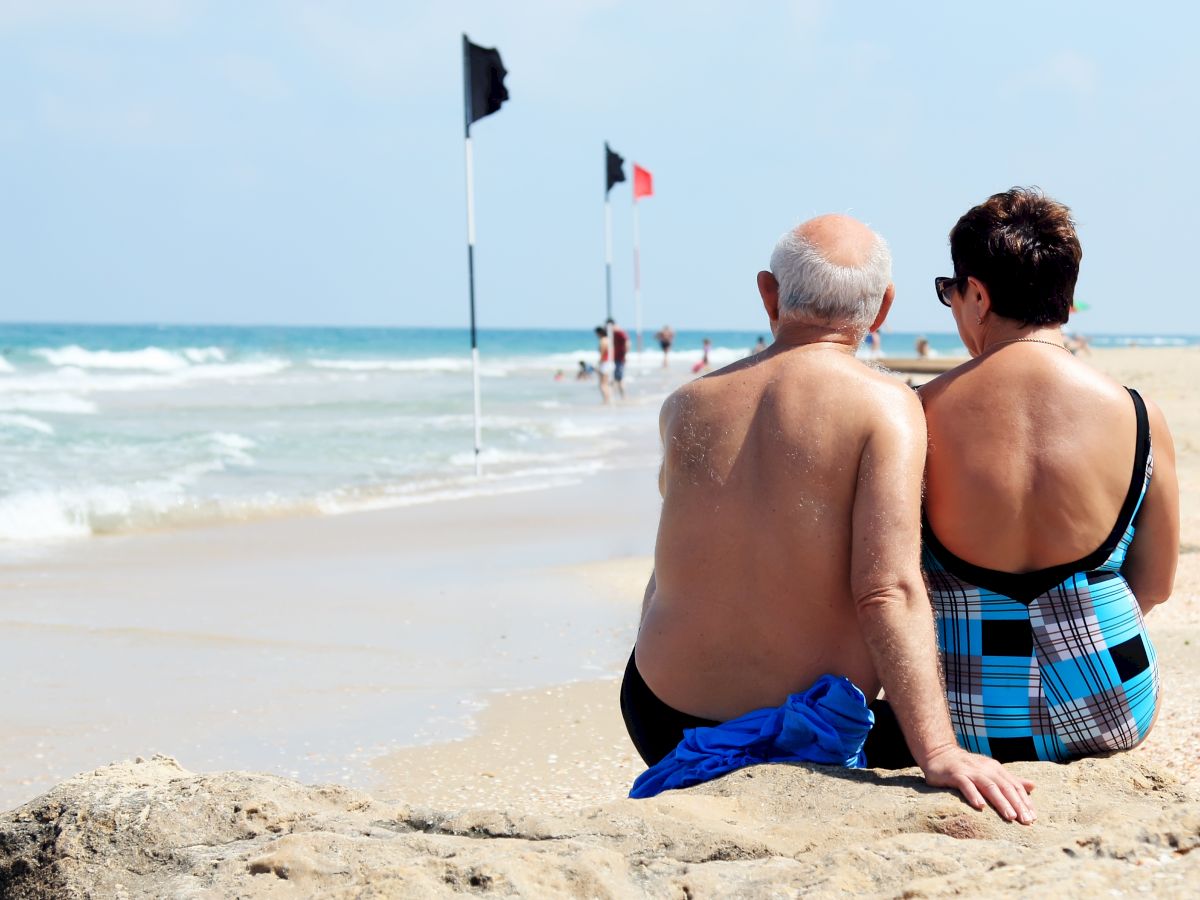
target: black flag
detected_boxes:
[463,35,509,131]
[606,143,626,194]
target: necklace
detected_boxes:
[984,337,1071,353]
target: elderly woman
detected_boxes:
[918,188,1179,763]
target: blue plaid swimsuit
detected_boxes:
[922,388,1159,763]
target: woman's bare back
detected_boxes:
[921,348,1140,573]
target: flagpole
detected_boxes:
[605,183,614,379]
[462,35,483,476]
[604,195,613,323]
[633,196,643,353]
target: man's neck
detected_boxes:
[770,319,863,353]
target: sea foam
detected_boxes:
[309,357,522,378]
[311,358,469,373]
[35,345,193,371]
[0,393,98,414]
[0,490,93,541]
[0,414,55,434]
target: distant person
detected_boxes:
[607,317,629,399]
[922,187,1178,764]
[863,328,883,358]
[752,336,767,354]
[624,213,1035,821]
[691,337,712,374]
[1065,331,1091,355]
[656,325,675,368]
[576,360,595,380]
[554,369,565,381]
[915,337,938,358]
[594,326,612,404]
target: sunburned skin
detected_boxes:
[638,344,898,719]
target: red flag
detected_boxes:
[633,164,653,200]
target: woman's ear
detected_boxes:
[968,276,993,320]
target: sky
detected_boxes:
[1,1,1197,335]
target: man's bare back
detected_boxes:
[638,346,911,720]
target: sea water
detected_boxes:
[0,323,1191,546]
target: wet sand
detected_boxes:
[0,465,661,811]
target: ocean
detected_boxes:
[0,323,1193,548]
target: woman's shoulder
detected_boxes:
[919,353,1129,413]
[914,357,981,408]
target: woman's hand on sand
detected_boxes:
[920,745,1037,825]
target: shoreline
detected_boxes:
[369,554,654,815]
[0,464,662,813]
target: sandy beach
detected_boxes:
[1,347,1197,896]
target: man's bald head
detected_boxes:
[767,214,892,334]
[794,214,882,268]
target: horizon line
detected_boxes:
[0,321,1195,338]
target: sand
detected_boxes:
[3,750,1197,896]
[0,347,1197,897]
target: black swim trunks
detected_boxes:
[620,651,718,766]
[620,649,915,769]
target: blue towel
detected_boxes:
[629,675,874,799]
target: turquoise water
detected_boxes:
[0,323,1192,545]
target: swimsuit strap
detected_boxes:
[1099,387,1154,570]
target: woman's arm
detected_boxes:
[1123,397,1180,615]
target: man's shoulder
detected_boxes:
[659,371,728,426]
[824,355,922,406]
[662,377,705,413]
[830,360,924,434]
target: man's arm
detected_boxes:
[851,387,1036,825]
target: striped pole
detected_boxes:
[463,37,483,476]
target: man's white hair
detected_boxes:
[769,227,892,332]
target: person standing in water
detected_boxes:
[656,325,675,368]
[608,317,630,400]
[864,328,883,357]
[595,326,612,404]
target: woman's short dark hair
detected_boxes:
[949,187,1082,326]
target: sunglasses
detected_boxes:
[934,275,967,307]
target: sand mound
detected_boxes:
[2,754,1198,898]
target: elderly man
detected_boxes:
[622,214,1036,823]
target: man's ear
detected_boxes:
[758,271,780,325]
[868,283,895,333]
